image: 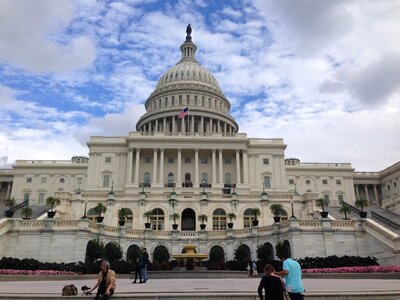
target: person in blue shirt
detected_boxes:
[276,252,305,300]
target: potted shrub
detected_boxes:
[4,198,16,218]
[198,214,208,230]
[270,204,285,223]
[46,196,60,218]
[170,212,180,230]
[118,208,129,226]
[143,210,153,229]
[339,204,351,220]
[94,203,107,223]
[355,198,368,218]
[251,208,261,226]
[21,206,33,220]
[315,198,330,218]
[227,212,236,229]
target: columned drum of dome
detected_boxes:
[136,26,239,134]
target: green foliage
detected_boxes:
[198,214,208,224]
[339,204,352,219]
[209,246,225,263]
[234,244,250,262]
[169,213,180,224]
[227,213,236,222]
[118,208,129,220]
[46,197,60,211]
[104,241,122,261]
[153,245,170,263]
[270,204,285,216]
[21,206,33,219]
[143,210,153,222]
[94,203,106,217]
[4,197,16,208]
[275,241,291,259]
[355,198,368,212]
[315,198,330,212]
[257,243,274,260]
[85,239,105,264]
[251,208,261,218]
[126,245,141,264]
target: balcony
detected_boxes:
[139,182,151,188]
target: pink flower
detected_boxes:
[0,269,76,275]
[302,266,400,273]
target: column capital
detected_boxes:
[159,148,165,152]
[211,148,217,153]
[194,148,199,153]
[218,149,223,154]
[134,147,141,152]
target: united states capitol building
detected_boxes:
[0,28,399,265]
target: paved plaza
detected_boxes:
[1,278,400,299]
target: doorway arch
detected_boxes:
[181,208,196,231]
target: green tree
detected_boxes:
[85,239,105,264]
[143,210,153,223]
[257,243,273,260]
[169,212,180,224]
[198,214,208,224]
[355,198,368,212]
[227,213,237,223]
[339,204,351,220]
[234,244,250,261]
[46,196,60,211]
[315,198,330,212]
[153,245,170,263]
[4,197,16,209]
[104,241,122,261]
[118,208,129,221]
[251,208,261,220]
[94,203,107,217]
[270,204,285,217]
[21,206,33,219]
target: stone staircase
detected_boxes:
[0,199,48,220]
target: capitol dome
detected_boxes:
[136,25,238,134]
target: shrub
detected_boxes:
[257,244,273,261]
[85,239,105,264]
[104,242,122,261]
[297,255,378,269]
[153,245,170,263]
[234,245,250,262]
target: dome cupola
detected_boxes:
[136,25,238,134]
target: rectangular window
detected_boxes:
[185,157,191,164]
[201,157,208,164]
[24,193,29,201]
[336,179,342,185]
[168,158,174,164]
[338,194,344,203]
[103,175,110,187]
[26,177,32,183]
[263,158,269,165]
[38,193,45,203]
[324,194,330,201]
[41,177,47,184]
[322,179,328,185]
[105,157,112,163]
[144,157,151,164]
[224,158,231,165]
[264,176,271,189]
[289,179,295,185]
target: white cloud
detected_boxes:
[0,0,96,73]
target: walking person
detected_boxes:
[276,253,305,300]
[258,264,284,300]
[87,260,116,300]
[132,255,142,284]
[140,247,149,283]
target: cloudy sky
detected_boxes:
[0,0,399,171]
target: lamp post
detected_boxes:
[290,184,298,219]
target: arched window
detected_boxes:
[179,95,182,105]
[168,172,174,184]
[225,173,232,184]
[151,208,164,230]
[209,246,225,268]
[121,208,133,227]
[243,208,256,228]
[144,172,150,184]
[202,173,208,184]
[212,208,227,230]
[280,209,288,222]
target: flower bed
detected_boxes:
[0,269,77,275]
[303,266,400,273]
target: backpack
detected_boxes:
[62,284,78,296]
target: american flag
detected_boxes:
[178,107,189,119]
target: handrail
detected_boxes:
[371,211,400,230]
[341,200,361,214]
[9,200,29,212]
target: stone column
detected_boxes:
[134,148,141,184]
[217,120,221,133]
[200,116,204,133]
[6,182,12,199]
[163,118,167,133]
[373,185,379,205]
[236,150,241,184]
[191,115,195,133]
[194,149,199,186]
[243,150,249,185]
[224,122,227,133]
[181,116,185,133]
[152,149,158,184]
[126,149,133,185]
[155,119,159,132]
[209,119,213,133]
[355,184,360,199]
[212,149,217,185]
[172,116,176,133]
[177,149,182,186]
[218,149,223,184]
[364,184,370,203]
[159,149,164,185]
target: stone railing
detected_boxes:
[364,219,400,246]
